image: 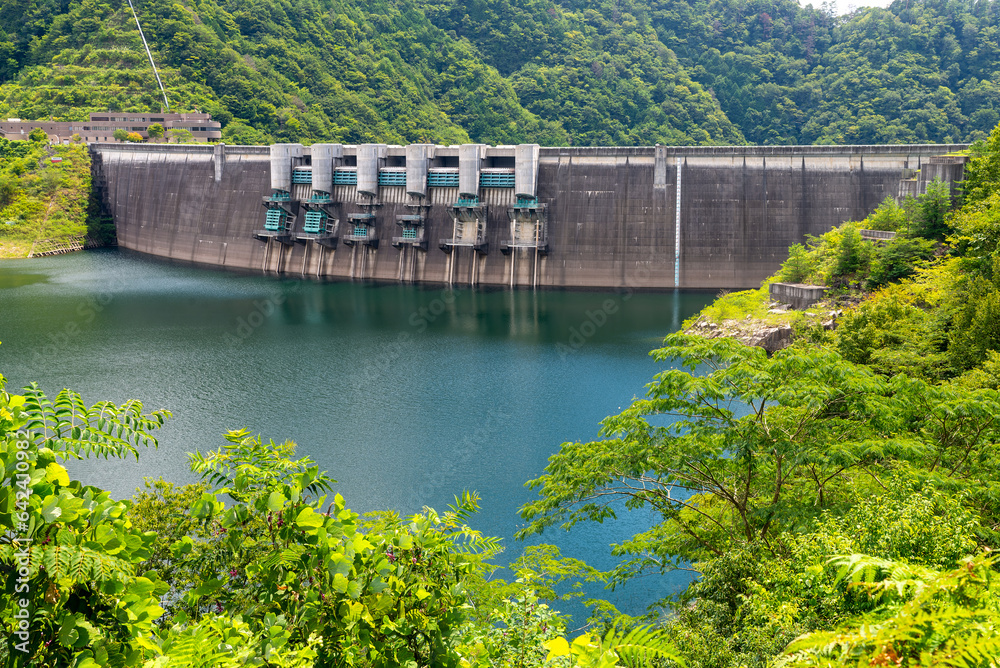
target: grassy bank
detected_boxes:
[0,137,103,259]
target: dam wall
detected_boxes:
[93,142,969,290]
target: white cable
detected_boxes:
[126,0,170,111]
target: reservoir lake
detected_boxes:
[0,248,714,619]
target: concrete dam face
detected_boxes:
[93,142,968,290]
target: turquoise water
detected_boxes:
[0,248,714,618]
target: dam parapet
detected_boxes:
[93,141,970,290]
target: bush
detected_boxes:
[777,243,815,283]
[222,122,271,145]
[0,173,19,207]
[949,272,1000,370]
[831,225,869,281]
[862,196,908,232]
[865,236,936,290]
[911,178,953,240]
[834,288,948,379]
[949,190,1000,281]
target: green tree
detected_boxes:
[0,172,18,207]
[112,128,128,142]
[166,128,194,144]
[777,243,816,283]
[831,225,869,283]
[146,123,164,140]
[520,333,1000,590]
[864,236,936,291]
[834,288,948,379]
[0,374,509,667]
[912,179,953,241]
[521,335,898,571]
[962,124,1000,205]
[862,197,909,232]
[221,122,271,146]
[26,128,45,143]
[949,272,1000,370]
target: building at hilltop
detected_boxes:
[0,112,222,144]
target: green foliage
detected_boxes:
[0,377,169,668]
[962,122,1000,204]
[464,586,566,667]
[770,201,941,297]
[146,123,164,139]
[519,327,1000,666]
[421,0,741,145]
[4,373,561,667]
[774,224,867,288]
[26,127,45,143]
[776,244,815,284]
[831,225,869,282]
[864,236,936,290]
[13,0,1000,145]
[165,429,500,666]
[862,197,908,232]
[520,334,933,570]
[127,479,213,616]
[912,178,954,240]
[692,287,786,324]
[221,122,270,145]
[949,189,1000,280]
[661,471,984,668]
[656,0,1000,145]
[834,286,950,379]
[112,128,128,142]
[0,141,96,256]
[948,270,1000,370]
[780,553,1000,667]
[0,0,558,146]
[542,625,685,668]
[0,173,19,209]
[814,480,980,569]
[166,128,194,144]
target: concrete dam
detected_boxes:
[92,142,969,290]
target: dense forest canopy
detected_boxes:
[4,0,1000,145]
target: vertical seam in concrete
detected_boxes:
[860,155,866,214]
[674,156,682,287]
[762,157,767,284]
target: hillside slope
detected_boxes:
[0,0,738,145]
[3,0,1000,146]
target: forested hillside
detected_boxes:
[3,0,1000,146]
[0,0,735,145]
[657,0,1000,144]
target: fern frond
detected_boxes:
[18,383,169,461]
[604,624,686,667]
[1,543,135,585]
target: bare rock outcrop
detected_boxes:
[685,301,841,354]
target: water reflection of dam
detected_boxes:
[93,142,968,290]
